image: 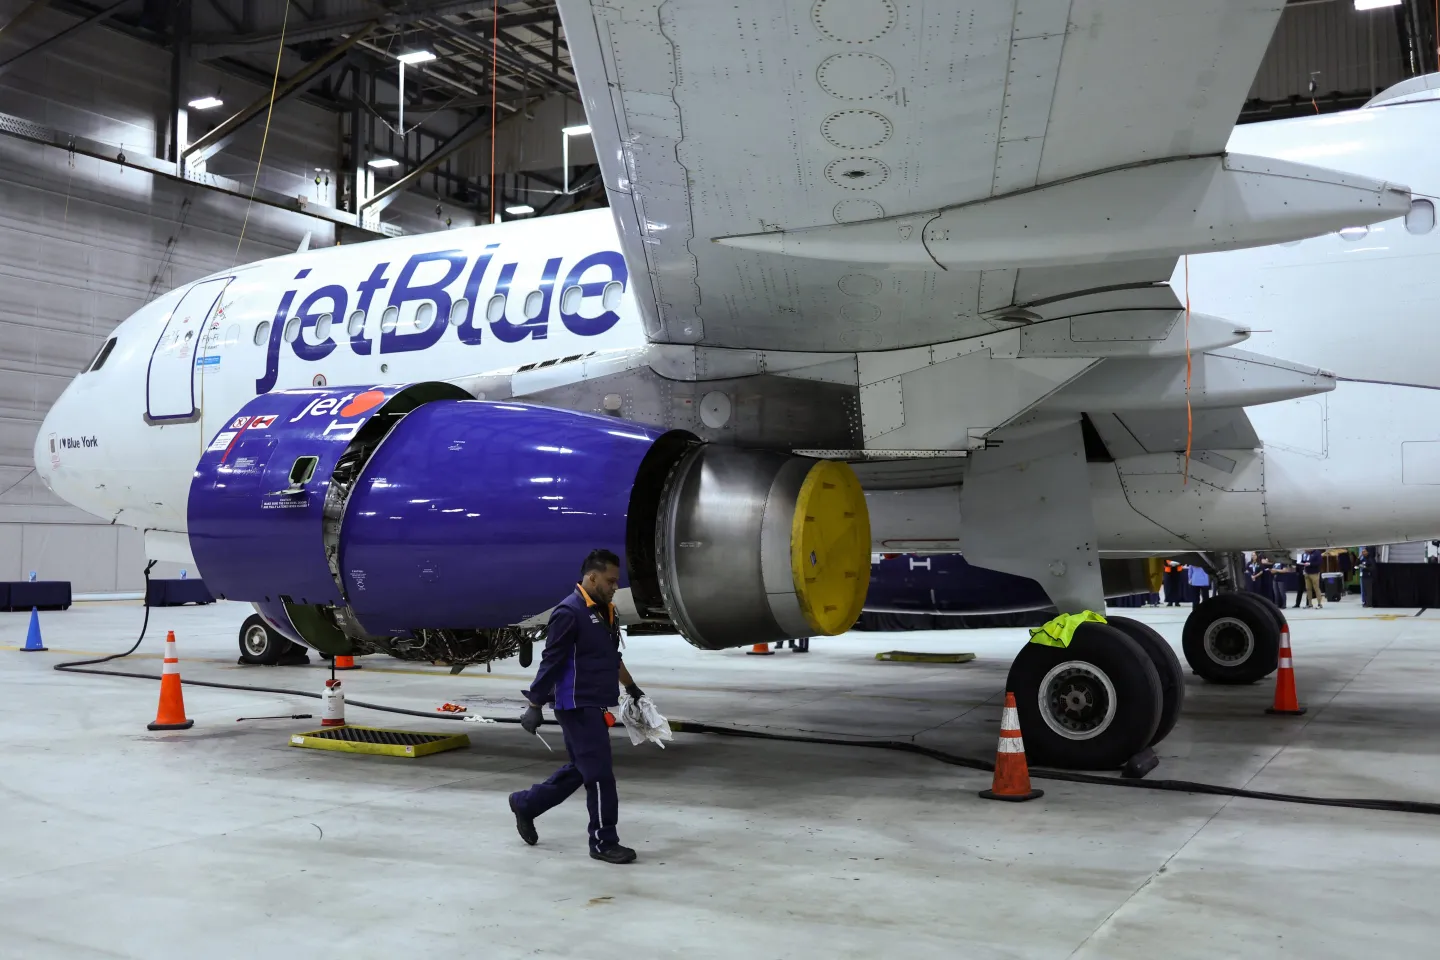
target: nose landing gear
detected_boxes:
[237,614,310,666]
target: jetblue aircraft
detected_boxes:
[32,0,1440,770]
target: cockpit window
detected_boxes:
[86,338,117,373]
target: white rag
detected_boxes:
[617,693,673,748]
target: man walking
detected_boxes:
[509,548,645,864]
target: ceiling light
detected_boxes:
[397,50,436,64]
[561,124,591,137]
[188,96,224,110]
[367,157,400,169]
[505,204,535,215]
[1354,0,1400,9]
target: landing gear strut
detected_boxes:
[1182,593,1282,684]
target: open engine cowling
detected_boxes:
[188,382,870,662]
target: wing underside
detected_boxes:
[560,0,1293,352]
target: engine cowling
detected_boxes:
[188,382,870,662]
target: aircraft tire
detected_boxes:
[238,614,288,666]
[1182,594,1281,684]
[518,640,534,669]
[1006,623,1163,770]
[1105,616,1185,746]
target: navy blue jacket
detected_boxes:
[1302,550,1324,574]
[525,585,622,710]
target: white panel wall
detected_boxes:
[0,5,377,592]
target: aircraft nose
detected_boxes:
[34,396,63,490]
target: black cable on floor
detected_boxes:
[51,571,1440,818]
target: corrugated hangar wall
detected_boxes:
[0,6,471,593]
[1250,1,1408,103]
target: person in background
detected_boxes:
[1188,564,1211,607]
[1300,548,1324,608]
[1359,547,1374,607]
[1163,559,1185,607]
[1251,555,1278,607]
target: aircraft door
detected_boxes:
[145,277,232,424]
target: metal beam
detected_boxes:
[191,0,487,56]
[166,0,190,163]
[361,110,489,215]
[0,0,54,40]
[183,24,374,165]
[0,0,133,75]
[0,109,397,237]
[201,0,242,33]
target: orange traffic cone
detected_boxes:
[147,631,194,731]
[334,654,361,670]
[979,692,1043,802]
[746,643,773,656]
[1265,624,1306,715]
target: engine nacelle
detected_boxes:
[188,383,870,662]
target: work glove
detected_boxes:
[520,702,543,734]
[625,682,645,701]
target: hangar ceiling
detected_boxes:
[0,0,1435,236]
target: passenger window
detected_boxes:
[380,305,399,333]
[560,285,582,313]
[523,290,544,319]
[601,281,623,311]
[414,302,435,332]
[87,337,117,372]
[486,294,507,323]
[450,298,470,326]
[1406,199,1435,235]
[311,313,333,343]
[347,310,366,337]
[283,317,302,342]
[253,321,270,345]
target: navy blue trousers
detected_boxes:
[513,706,618,852]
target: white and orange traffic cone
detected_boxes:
[746,643,773,656]
[979,691,1043,802]
[333,654,361,670]
[1265,624,1306,715]
[147,631,194,731]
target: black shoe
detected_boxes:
[590,843,637,864]
[509,793,538,846]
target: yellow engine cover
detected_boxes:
[790,460,871,635]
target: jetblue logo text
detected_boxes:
[256,247,628,394]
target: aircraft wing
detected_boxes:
[558,0,1405,359]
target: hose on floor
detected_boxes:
[52,584,1440,818]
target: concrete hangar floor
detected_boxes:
[2,600,1438,958]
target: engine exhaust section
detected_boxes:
[187,382,870,664]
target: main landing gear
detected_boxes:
[237,614,310,666]
[1005,618,1184,770]
[1181,593,1283,684]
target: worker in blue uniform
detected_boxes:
[509,548,645,865]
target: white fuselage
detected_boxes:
[1138,103,1440,549]
[34,99,1440,558]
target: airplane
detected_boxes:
[32,0,1440,771]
